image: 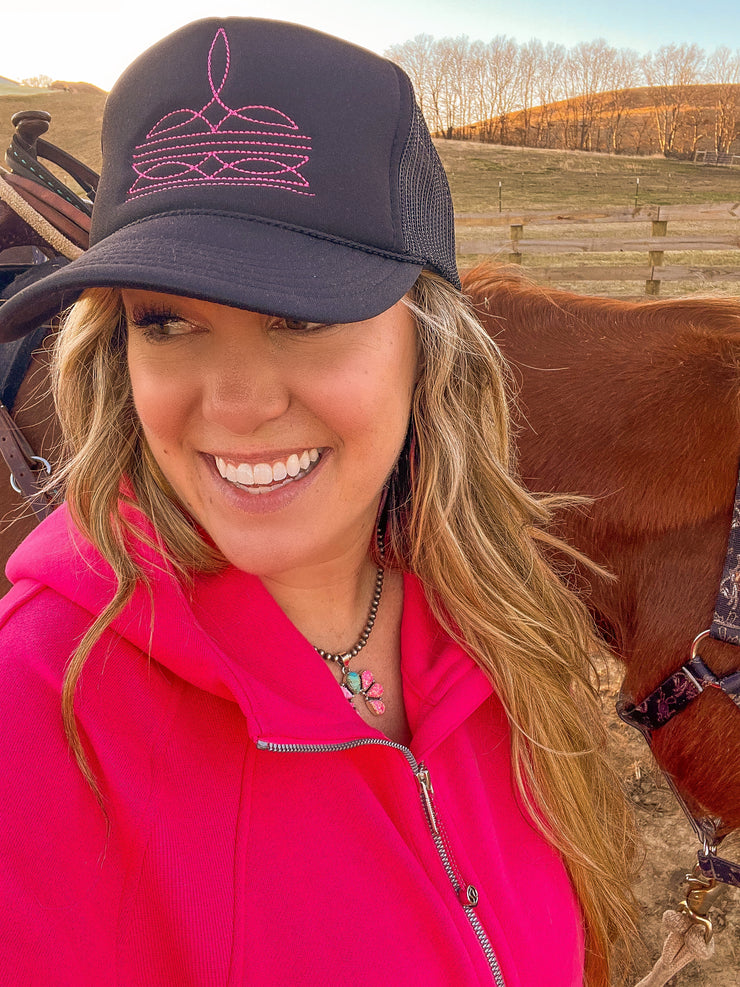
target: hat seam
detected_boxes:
[387,62,411,252]
[93,210,425,266]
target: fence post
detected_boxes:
[509,223,523,264]
[646,208,667,296]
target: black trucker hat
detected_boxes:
[0,17,459,341]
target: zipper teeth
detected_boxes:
[428,817,506,986]
[466,907,506,987]
[257,737,419,770]
[258,737,505,986]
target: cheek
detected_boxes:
[127,354,194,456]
[324,334,416,462]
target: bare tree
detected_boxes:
[601,48,641,152]
[704,46,740,154]
[564,40,621,151]
[641,43,706,154]
[533,42,566,147]
[516,40,546,146]
[21,74,52,89]
[433,36,473,138]
[472,36,520,142]
[388,29,730,157]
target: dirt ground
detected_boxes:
[599,659,740,985]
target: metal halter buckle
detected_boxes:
[9,454,51,495]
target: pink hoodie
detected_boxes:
[0,505,584,986]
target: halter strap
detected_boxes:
[711,467,740,644]
[617,652,740,733]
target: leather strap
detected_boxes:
[2,173,90,250]
[617,459,740,738]
[0,402,54,520]
[5,133,94,217]
[0,174,82,261]
[697,852,740,886]
[34,137,98,200]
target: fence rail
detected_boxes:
[693,151,740,167]
[455,202,740,295]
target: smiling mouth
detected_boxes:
[214,448,321,494]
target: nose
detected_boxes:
[201,320,291,435]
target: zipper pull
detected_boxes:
[459,884,480,906]
[416,764,440,834]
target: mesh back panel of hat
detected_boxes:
[397,100,460,290]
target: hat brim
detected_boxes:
[0,212,424,341]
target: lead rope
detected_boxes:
[633,864,719,986]
[633,912,714,986]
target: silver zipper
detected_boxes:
[257,737,506,985]
[416,766,506,987]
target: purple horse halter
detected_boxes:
[618,465,740,888]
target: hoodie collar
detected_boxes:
[7,505,493,756]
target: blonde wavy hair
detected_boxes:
[52,271,636,986]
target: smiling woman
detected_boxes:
[122,290,418,579]
[0,16,636,987]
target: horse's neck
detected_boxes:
[492,285,740,531]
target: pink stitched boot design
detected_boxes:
[128,28,314,200]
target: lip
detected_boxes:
[200,447,329,515]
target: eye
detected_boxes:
[126,306,199,341]
[270,316,331,334]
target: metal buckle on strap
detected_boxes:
[686,630,740,707]
[9,454,51,494]
[677,864,719,944]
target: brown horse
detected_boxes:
[463,263,740,831]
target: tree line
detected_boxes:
[385,36,740,157]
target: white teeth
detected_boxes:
[215,449,321,488]
[253,463,273,485]
[236,462,254,484]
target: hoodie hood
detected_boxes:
[5,504,492,757]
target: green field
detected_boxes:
[0,93,738,297]
[435,138,740,213]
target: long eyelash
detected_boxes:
[127,303,182,329]
[125,303,195,343]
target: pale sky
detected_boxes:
[1,0,736,90]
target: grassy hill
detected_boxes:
[0,90,106,179]
[0,83,51,97]
[457,83,740,158]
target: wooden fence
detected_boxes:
[455,201,740,295]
